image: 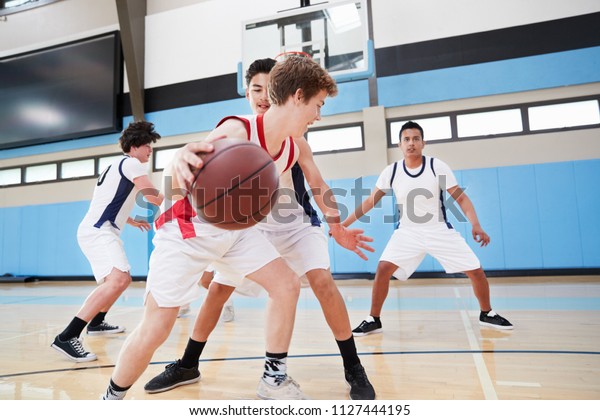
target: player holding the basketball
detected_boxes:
[52,121,164,362]
[143,57,377,400]
[347,120,513,337]
[101,55,371,400]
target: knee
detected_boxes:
[307,270,336,299]
[106,270,131,293]
[208,282,233,304]
[375,261,396,280]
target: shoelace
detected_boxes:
[98,321,118,329]
[69,337,88,355]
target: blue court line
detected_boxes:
[2,295,599,311]
[1,349,599,379]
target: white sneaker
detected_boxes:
[177,304,191,318]
[220,300,235,322]
[256,376,309,400]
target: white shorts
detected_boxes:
[145,222,280,307]
[380,224,480,280]
[214,225,330,297]
[77,224,130,283]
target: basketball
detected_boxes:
[189,137,279,230]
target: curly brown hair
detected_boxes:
[119,121,161,153]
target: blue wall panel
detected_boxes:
[497,165,544,269]
[1,160,599,277]
[2,207,22,275]
[460,167,506,270]
[573,160,600,267]
[535,162,583,268]
[377,47,600,109]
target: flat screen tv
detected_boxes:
[0,31,122,150]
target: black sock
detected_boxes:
[58,317,87,341]
[336,336,361,369]
[89,312,107,327]
[180,338,206,368]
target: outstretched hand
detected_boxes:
[330,226,375,261]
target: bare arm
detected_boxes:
[296,137,374,260]
[133,175,164,206]
[342,187,387,228]
[448,185,490,247]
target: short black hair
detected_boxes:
[399,121,424,140]
[245,58,277,86]
[119,121,161,153]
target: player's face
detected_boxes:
[129,143,152,163]
[295,89,327,136]
[246,73,270,115]
[399,128,425,158]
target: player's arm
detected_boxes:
[342,187,387,228]
[133,175,164,206]
[169,120,247,190]
[448,185,490,247]
[295,137,374,260]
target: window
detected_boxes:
[154,148,179,171]
[0,168,21,186]
[306,124,363,154]
[98,155,123,173]
[61,159,95,179]
[457,109,523,137]
[529,100,600,131]
[25,163,57,183]
[390,116,452,144]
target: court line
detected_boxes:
[1,349,598,379]
[455,287,497,400]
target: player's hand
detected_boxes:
[128,219,151,231]
[172,141,216,190]
[472,224,490,247]
[329,225,375,260]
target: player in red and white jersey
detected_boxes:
[102,55,369,400]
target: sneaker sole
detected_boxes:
[51,343,97,362]
[345,380,376,400]
[144,376,200,394]
[256,392,308,400]
[87,328,126,336]
[352,328,382,337]
[478,321,513,330]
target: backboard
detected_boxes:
[239,0,373,95]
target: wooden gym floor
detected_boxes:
[0,276,599,400]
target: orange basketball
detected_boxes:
[189,137,278,230]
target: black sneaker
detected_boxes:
[352,316,382,337]
[87,321,125,335]
[345,363,376,400]
[144,360,201,394]
[479,310,513,330]
[51,335,97,362]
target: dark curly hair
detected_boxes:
[119,121,161,153]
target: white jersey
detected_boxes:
[80,155,147,232]
[217,114,309,231]
[376,156,458,228]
